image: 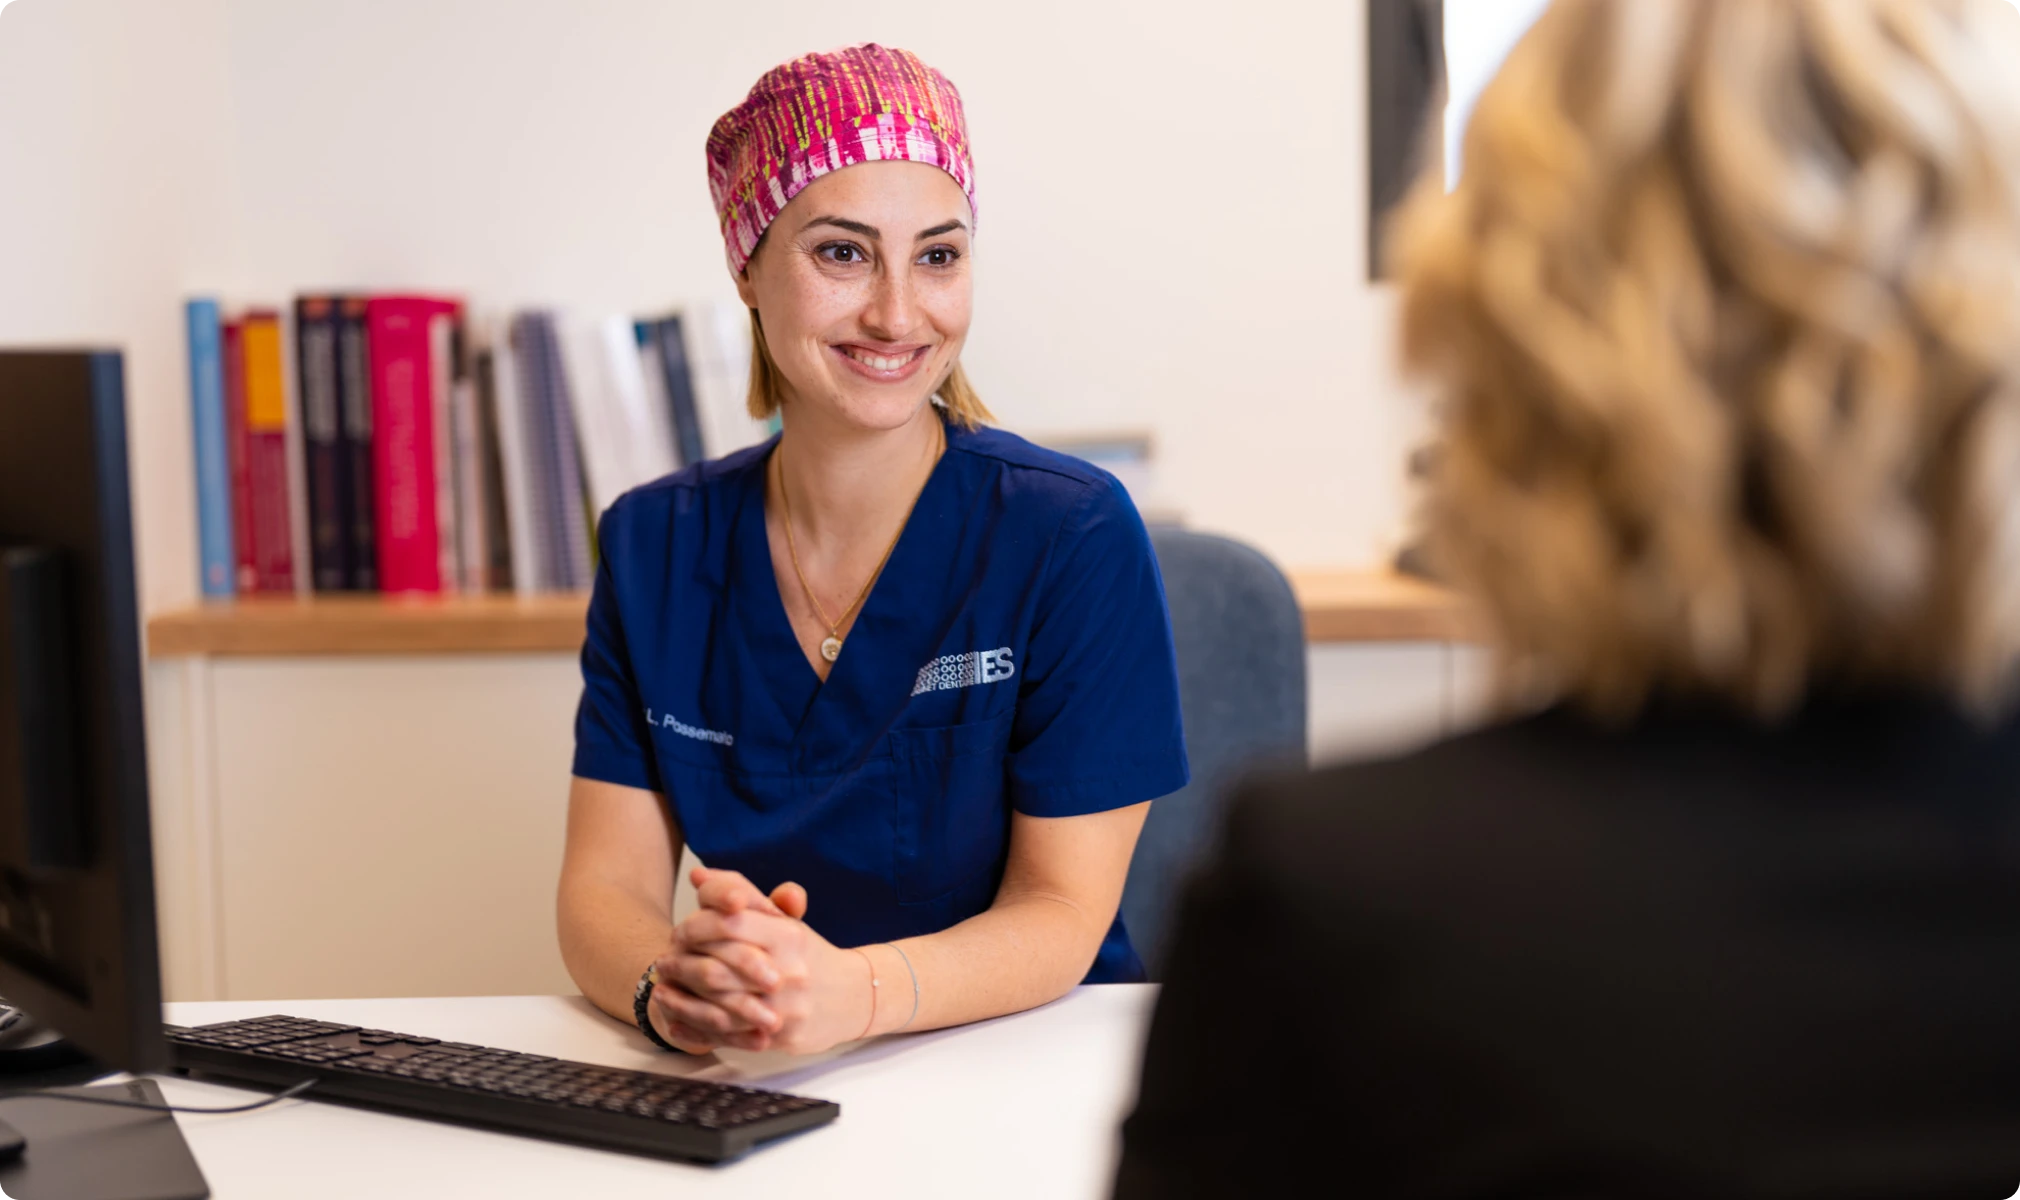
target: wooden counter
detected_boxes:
[145,569,1481,658]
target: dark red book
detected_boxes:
[367,296,459,593]
[239,309,296,593]
[223,318,257,593]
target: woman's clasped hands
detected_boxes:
[648,867,876,1056]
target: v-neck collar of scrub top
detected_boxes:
[727,413,970,773]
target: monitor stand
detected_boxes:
[0,1009,209,1199]
[0,1079,209,1199]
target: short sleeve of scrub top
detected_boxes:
[572,421,1190,984]
[573,555,665,796]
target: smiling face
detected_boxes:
[736,161,974,435]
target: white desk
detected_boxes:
[157,985,1155,1199]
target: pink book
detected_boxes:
[367,296,460,593]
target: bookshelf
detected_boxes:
[144,569,1480,658]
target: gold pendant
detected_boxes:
[820,635,843,663]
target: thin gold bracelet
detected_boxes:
[851,946,880,1042]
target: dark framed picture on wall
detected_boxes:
[1366,0,1442,280]
[1366,0,1553,279]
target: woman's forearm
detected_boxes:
[849,804,1151,1038]
[863,890,1108,1037]
[557,879,678,1027]
[557,776,686,1029]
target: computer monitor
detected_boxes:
[0,349,166,1077]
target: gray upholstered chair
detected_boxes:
[1122,528,1308,977]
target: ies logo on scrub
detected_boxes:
[912,647,1014,697]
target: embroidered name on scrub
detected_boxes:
[912,647,1015,697]
[644,709,734,746]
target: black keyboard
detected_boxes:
[165,1015,838,1163]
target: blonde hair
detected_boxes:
[1394,0,2020,720]
[745,310,993,429]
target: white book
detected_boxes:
[556,313,627,521]
[485,314,543,595]
[598,315,679,488]
[558,313,679,520]
[685,299,771,457]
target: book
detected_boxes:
[471,344,514,593]
[335,297,378,591]
[557,315,626,521]
[239,310,297,593]
[185,298,236,597]
[649,314,707,466]
[366,296,459,593]
[562,314,678,518]
[606,317,678,480]
[486,315,544,596]
[278,303,312,599]
[429,310,462,593]
[294,297,348,591]
[515,312,593,590]
[223,318,255,592]
[684,300,770,458]
[635,325,675,465]
[448,317,493,593]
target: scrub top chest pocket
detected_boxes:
[885,711,1017,906]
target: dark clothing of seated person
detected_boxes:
[1116,1,2020,1196]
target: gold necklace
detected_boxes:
[777,422,943,664]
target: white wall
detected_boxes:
[0,0,1424,616]
[0,0,243,617]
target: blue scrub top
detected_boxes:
[572,417,1189,983]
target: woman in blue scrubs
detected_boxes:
[555,44,1188,1056]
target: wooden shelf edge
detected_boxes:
[145,594,594,659]
[1289,570,1484,645]
[145,572,1483,659]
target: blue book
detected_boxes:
[652,316,707,466]
[185,298,235,597]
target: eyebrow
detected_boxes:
[799,216,969,241]
[802,216,880,239]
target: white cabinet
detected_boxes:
[146,634,1489,1001]
[147,655,584,1002]
[1308,641,1492,765]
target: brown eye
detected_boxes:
[919,247,959,267]
[819,242,865,264]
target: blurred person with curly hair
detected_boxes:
[1117,2,2020,1196]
